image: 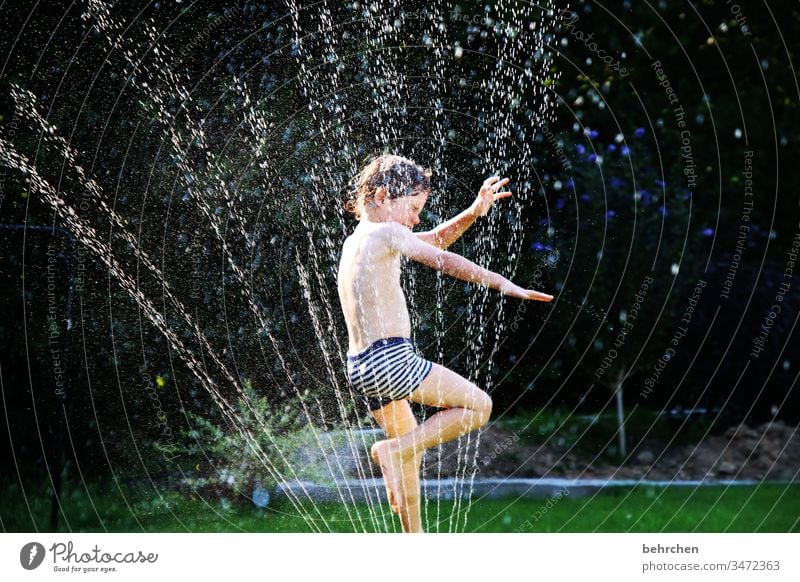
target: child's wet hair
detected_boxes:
[345,153,432,218]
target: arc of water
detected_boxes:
[79,0,380,528]
[0,113,329,531]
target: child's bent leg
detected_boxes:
[402,362,492,456]
[374,363,492,461]
[370,363,491,530]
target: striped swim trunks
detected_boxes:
[346,337,433,410]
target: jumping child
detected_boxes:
[337,154,553,532]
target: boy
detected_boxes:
[338,154,553,532]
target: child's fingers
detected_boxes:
[483,176,501,186]
[494,191,513,200]
[491,177,511,190]
[528,291,554,302]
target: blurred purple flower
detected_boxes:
[555,197,565,210]
[588,129,599,139]
[610,176,625,189]
[655,179,666,188]
[576,144,586,154]
[607,143,617,152]
[658,204,668,217]
[580,193,591,202]
[621,145,631,156]
[702,227,714,236]
[607,210,616,218]
[635,127,645,137]
[588,153,597,163]
[531,242,554,251]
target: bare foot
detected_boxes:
[371,440,403,515]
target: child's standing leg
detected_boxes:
[370,400,424,532]
[370,363,492,532]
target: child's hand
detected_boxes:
[501,282,554,302]
[522,289,554,302]
[470,176,513,217]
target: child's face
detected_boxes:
[387,190,429,229]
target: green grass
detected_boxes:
[2,477,798,533]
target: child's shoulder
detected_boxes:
[353,221,406,239]
[347,221,407,253]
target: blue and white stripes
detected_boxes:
[346,337,433,401]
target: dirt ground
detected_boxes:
[422,420,800,481]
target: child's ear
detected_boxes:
[374,187,387,205]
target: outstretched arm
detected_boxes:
[415,176,512,249]
[386,223,553,301]
[413,207,479,250]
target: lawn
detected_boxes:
[2,477,798,533]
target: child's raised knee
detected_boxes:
[471,389,492,426]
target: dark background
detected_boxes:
[0,0,798,489]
